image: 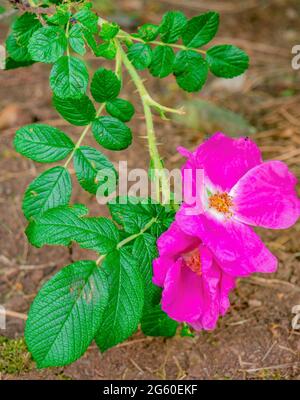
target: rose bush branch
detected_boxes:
[4,1,255,368]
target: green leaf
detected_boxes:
[141,305,178,337]
[28,26,67,63]
[99,22,119,40]
[73,8,98,34]
[5,58,35,70]
[137,23,159,41]
[127,43,152,70]
[12,12,42,47]
[132,233,157,304]
[173,50,208,92]
[68,24,86,56]
[95,248,144,351]
[109,196,174,236]
[90,68,121,103]
[50,56,89,99]
[26,204,120,254]
[53,95,96,126]
[45,6,71,25]
[159,11,187,44]
[25,260,109,368]
[182,11,219,48]
[206,44,249,78]
[81,26,98,54]
[96,41,117,59]
[5,33,32,62]
[92,116,132,151]
[105,98,135,122]
[149,46,174,78]
[73,146,117,195]
[22,166,72,220]
[14,124,74,163]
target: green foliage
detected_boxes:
[159,11,187,44]
[12,12,42,47]
[73,146,117,194]
[182,11,219,48]
[68,24,86,55]
[128,43,152,70]
[25,261,109,367]
[105,98,135,122]
[100,21,119,40]
[92,116,132,150]
[50,56,89,99]
[91,68,121,103]
[149,46,175,78]
[173,50,209,92]
[28,26,67,63]
[14,124,74,163]
[206,44,250,78]
[7,3,250,369]
[95,249,144,351]
[137,24,159,41]
[6,34,32,62]
[26,204,120,254]
[53,95,96,126]
[22,166,72,220]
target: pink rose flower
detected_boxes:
[177,133,300,276]
[153,221,236,330]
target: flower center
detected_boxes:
[209,192,233,216]
[183,249,202,276]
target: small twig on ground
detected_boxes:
[0,308,27,320]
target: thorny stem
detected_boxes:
[115,39,171,203]
[96,217,157,265]
[117,32,207,56]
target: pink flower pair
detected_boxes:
[153,133,300,330]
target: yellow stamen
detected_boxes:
[209,192,233,216]
[183,249,202,276]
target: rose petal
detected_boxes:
[161,259,204,323]
[152,256,173,287]
[231,161,300,229]
[157,221,200,257]
[181,132,262,192]
[176,206,277,277]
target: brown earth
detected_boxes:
[0,0,300,380]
